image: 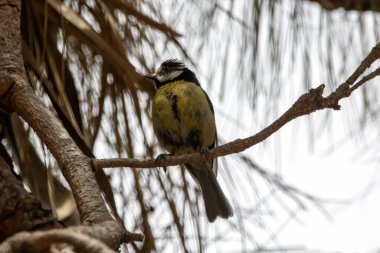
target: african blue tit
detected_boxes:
[146,59,233,222]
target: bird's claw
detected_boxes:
[155,153,173,173]
[200,148,210,157]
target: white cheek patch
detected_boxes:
[157,70,183,82]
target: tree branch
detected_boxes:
[307,0,380,12]
[0,0,140,248]
[0,144,62,241]
[94,42,380,171]
[0,0,109,225]
[0,224,143,253]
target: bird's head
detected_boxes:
[145,59,200,89]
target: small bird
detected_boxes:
[146,59,233,222]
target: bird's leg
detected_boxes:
[155,153,173,172]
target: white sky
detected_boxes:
[190,2,380,252]
[205,84,380,252]
[106,1,380,252]
[31,1,380,252]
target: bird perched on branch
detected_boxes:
[146,59,233,222]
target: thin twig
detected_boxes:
[93,42,380,171]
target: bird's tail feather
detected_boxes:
[186,164,233,222]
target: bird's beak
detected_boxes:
[144,74,159,91]
[144,74,157,81]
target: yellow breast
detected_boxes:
[152,81,216,154]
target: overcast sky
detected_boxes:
[192,2,380,252]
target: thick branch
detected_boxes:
[0,0,135,249]
[307,0,380,12]
[0,0,110,225]
[0,230,113,253]
[94,42,380,171]
[0,223,144,253]
[0,145,62,241]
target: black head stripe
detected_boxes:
[161,59,185,70]
[153,59,201,88]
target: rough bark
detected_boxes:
[0,145,62,242]
[0,0,129,249]
[0,0,110,226]
[308,0,380,12]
